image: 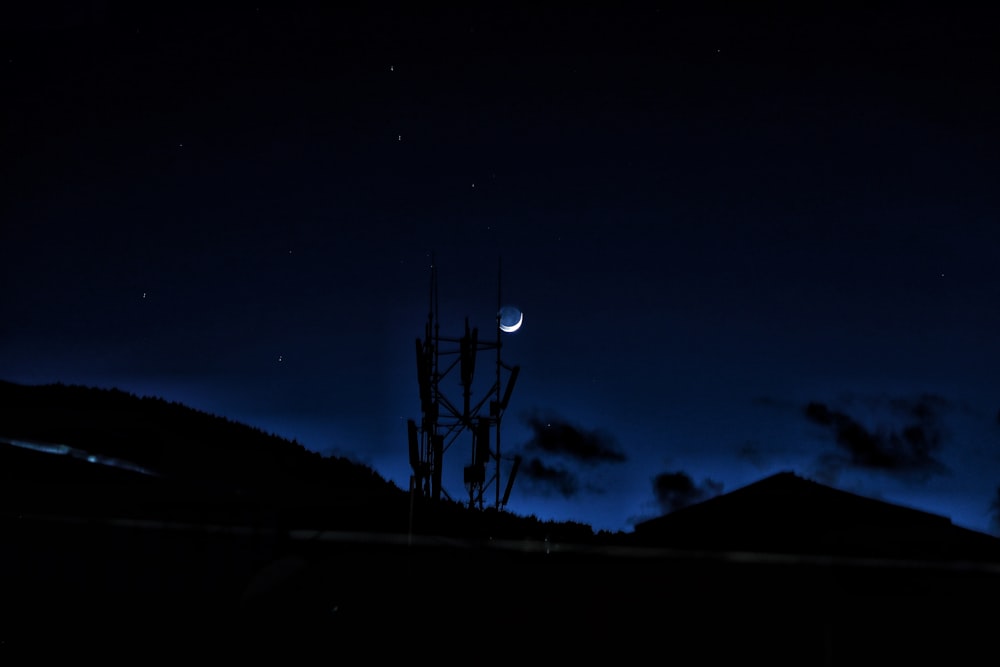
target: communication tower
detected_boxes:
[407,258,522,511]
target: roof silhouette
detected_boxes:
[632,471,1000,562]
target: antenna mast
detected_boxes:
[407,256,521,514]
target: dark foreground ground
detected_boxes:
[2,512,998,662]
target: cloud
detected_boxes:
[652,470,723,514]
[887,393,951,419]
[521,411,626,465]
[513,411,625,499]
[518,457,579,498]
[736,442,766,467]
[803,396,948,481]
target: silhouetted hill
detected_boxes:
[0,380,401,526]
[0,379,597,541]
[2,382,999,660]
[632,471,1000,563]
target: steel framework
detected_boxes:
[407,258,521,510]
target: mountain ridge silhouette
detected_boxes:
[2,380,999,659]
[0,379,600,541]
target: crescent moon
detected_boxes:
[500,311,523,333]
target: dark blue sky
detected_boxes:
[3,3,1000,534]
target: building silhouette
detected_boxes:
[632,471,1000,563]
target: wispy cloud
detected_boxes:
[651,470,723,514]
[803,394,949,482]
[518,457,579,498]
[521,410,626,465]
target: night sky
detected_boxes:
[3,3,1000,535]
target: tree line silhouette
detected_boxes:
[0,379,604,542]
